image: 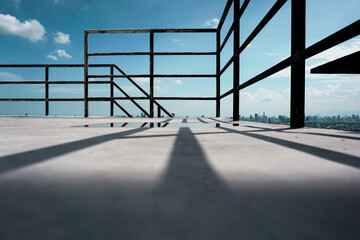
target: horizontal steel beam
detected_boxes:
[238,0,287,54]
[85,28,217,34]
[113,82,151,117]
[218,0,233,31]
[0,98,83,101]
[303,19,360,59]
[0,97,216,101]
[114,100,133,117]
[220,19,360,97]
[220,56,292,99]
[220,0,288,76]
[112,65,174,118]
[0,64,113,68]
[219,0,250,52]
[0,81,110,84]
[89,52,216,56]
[311,51,360,74]
[154,52,216,55]
[88,74,217,78]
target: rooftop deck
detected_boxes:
[0,116,359,239]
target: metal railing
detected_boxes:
[0,64,173,117]
[217,0,360,127]
[0,0,359,127]
[84,28,217,118]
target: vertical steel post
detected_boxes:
[290,0,306,128]
[45,66,49,116]
[157,105,161,118]
[233,0,240,121]
[84,31,89,117]
[216,29,221,117]
[110,66,114,117]
[150,31,154,118]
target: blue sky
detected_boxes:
[0,0,359,117]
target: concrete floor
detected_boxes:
[0,116,359,240]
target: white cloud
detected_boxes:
[13,0,21,8]
[266,38,360,81]
[54,31,70,44]
[155,85,166,93]
[47,54,58,61]
[134,77,150,85]
[56,49,72,58]
[174,79,182,85]
[311,38,360,62]
[305,84,360,115]
[265,52,282,56]
[203,18,219,28]
[0,72,22,80]
[241,88,286,103]
[0,14,46,42]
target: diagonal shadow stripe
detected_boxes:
[149,127,244,238]
[197,118,208,123]
[156,127,226,191]
[245,125,360,141]
[219,127,360,170]
[0,128,148,174]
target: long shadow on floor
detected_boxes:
[219,126,360,169]
[245,125,360,141]
[1,127,360,240]
[0,128,148,174]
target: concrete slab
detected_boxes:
[0,116,359,240]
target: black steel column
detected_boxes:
[157,105,161,118]
[233,0,240,121]
[150,32,154,118]
[110,66,114,116]
[290,0,306,128]
[45,66,49,116]
[216,29,221,117]
[84,31,89,117]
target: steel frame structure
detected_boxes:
[1,0,359,128]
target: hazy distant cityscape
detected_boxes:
[117,112,360,132]
[238,113,360,132]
